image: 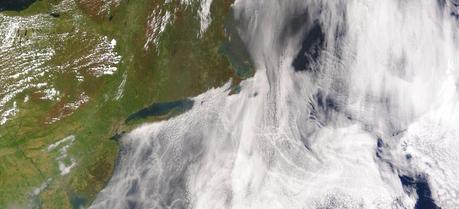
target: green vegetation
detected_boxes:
[0,0,252,208]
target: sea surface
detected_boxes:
[91,0,459,208]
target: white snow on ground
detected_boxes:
[198,0,213,35]
[84,36,121,76]
[47,135,76,152]
[30,178,52,196]
[144,8,172,50]
[52,0,77,13]
[0,5,121,126]
[59,159,77,175]
[98,0,122,15]
[47,135,77,176]
[144,0,216,50]
[40,88,60,101]
[24,95,30,103]
[0,102,18,125]
[46,93,90,124]
[115,72,127,100]
[0,14,56,125]
[180,0,192,6]
[75,0,121,15]
[56,35,121,77]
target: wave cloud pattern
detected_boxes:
[90,0,459,209]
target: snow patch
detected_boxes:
[0,12,122,126]
[115,72,127,100]
[198,0,213,36]
[46,93,90,124]
[41,88,60,101]
[47,135,76,152]
[31,178,52,196]
[59,159,77,175]
[144,9,172,50]
[0,101,18,125]
[47,135,77,176]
